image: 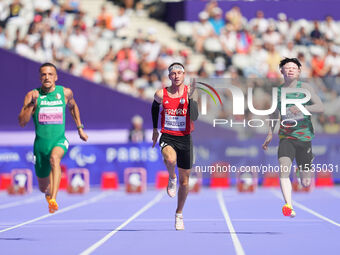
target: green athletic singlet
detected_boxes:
[33,85,69,178]
[277,81,314,141]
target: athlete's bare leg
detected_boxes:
[300,169,312,187]
[161,146,177,179]
[49,147,65,200]
[37,176,50,195]
[176,168,190,214]
[279,156,293,206]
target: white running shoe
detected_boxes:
[167,176,177,198]
[175,213,184,230]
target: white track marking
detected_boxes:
[324,188,340,198]
[0,195,41,210]
[0,192,111,233]
[79,192,164,255]
[217,190,246,255]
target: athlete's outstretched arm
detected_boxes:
[303,83,324,113]
[64,88,88,142]
[151,89,163,148]
[262,108,279,150]
[18,90,39,127]
[288,83,324,115]
[188,80,199,121]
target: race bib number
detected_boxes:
[165,114,186,131]
[38,107,63,124]
[282,107,304,122]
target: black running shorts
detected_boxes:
[159,133,193,169]
[278,138,314,171]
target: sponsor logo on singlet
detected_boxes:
[40,100,63,106]
[38,106,63,124]
[165,109,187,115]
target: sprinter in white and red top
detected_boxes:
[152,62,199,230]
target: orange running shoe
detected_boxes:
[48,199,58,214]
[282,204,296,218]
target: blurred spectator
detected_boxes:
[54,7,67,30]
[3,0,23,27]
[33,0,53,16]
[96,4,113,30]
[208,7,225,36]
[0,26,7,47]
[235,28,253,54]
[68,26,88,61]
[112,6,129,34]
[0,0,8,28]
[249,10,268,34]
[280,41,298,58]
[266,44,281,78]
[128,115,145,143]
[141,30,161,71]
[263,23,282,46]
[294,26,311,46]
[220,24,236,61]
[276,12,289,36]
[204,0,218,18]
[193,11,214,53]
[72,11,87,31]
[311,48,326,77]
[297,52,311,79]
[225,6,244,31]
[324,115,340,134]
[310,21,324,45]
[324,15,338,42]
[323,46,340,94]
[117,42,138,83]
[63,0,81,14]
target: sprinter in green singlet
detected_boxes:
[262,58,324,218]
[19,63,88,213]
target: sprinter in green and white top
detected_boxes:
[19,63,88,213]
[262,57,324,218]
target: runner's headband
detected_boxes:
[168,64,185,73]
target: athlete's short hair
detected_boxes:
[168,62,185,73]
[39,63,57,73]
[279,58,302,69]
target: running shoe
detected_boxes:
[48,199,58,214]
[282,204,296,218]
[167,176,177,198]
[175,213,184,230]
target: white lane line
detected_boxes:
[0,192,111,233]
[217,190,246,255]
[0,195,42,210]
[324,188,340,198]
[79,191,164,255]
[271,189,340,227]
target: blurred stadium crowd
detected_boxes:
[0,0,340,135]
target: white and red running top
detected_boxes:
[161,86,193,136]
